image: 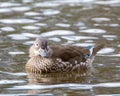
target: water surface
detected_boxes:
[0,0,120,96]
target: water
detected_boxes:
[0,0,120,95]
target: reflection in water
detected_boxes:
[26,70,92,95]
[27,71,91,84]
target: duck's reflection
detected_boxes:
[26,69,94,95]
[27,69,92,84]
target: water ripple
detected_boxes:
[1,27,15,32]
[11,6,31,12]
[8,52,25,55]
[92,17,110,22]
[118,45,120,47]
[40,30,75,37]
[0,8,12,13]
[100,54,120,57]
[23,41,34,45]
[95,0,120,5]
[102,35,117,40]
[0,19,37,24]
[7,82,120,90]
[8,34,29,40]
[34,2,59,8]
[42,9,60,16]
[56,23,70,28]
[35,23,47,27]
[0,71,27,76]
[22,33,38,38]
[23,0,34,3]
[94,23,119,27]
[80,29,106,34]
[73,43,94,47]
[96,94,120,96]
[49,37,61,42]
[98,48,115,54]
[24,12,40,16]
[0,80,25,85]
[53,0,95,5]
[62,36,98,41]
[0,2,21,7]
[22,25,40,30]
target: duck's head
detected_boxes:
[29,37,52,58]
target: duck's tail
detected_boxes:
[84,44,104,71]
[86,44,104,59]
[89,44,104,58]
[92,44,104,57]
[84,44,104,73]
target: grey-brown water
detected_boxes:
[0,0,120,96]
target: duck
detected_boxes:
[26,37,104,74]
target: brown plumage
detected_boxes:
[26,37,104,74]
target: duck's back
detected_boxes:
[50,45,90,62]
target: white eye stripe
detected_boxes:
[34,43,39,47]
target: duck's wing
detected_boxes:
[50,44,104,62]
[50,45,90,62]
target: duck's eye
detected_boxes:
[35,43,39,47]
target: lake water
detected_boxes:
[0,0,120,96]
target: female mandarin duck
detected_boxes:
[26,37,104,74]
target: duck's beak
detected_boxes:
[38,48,47,57]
